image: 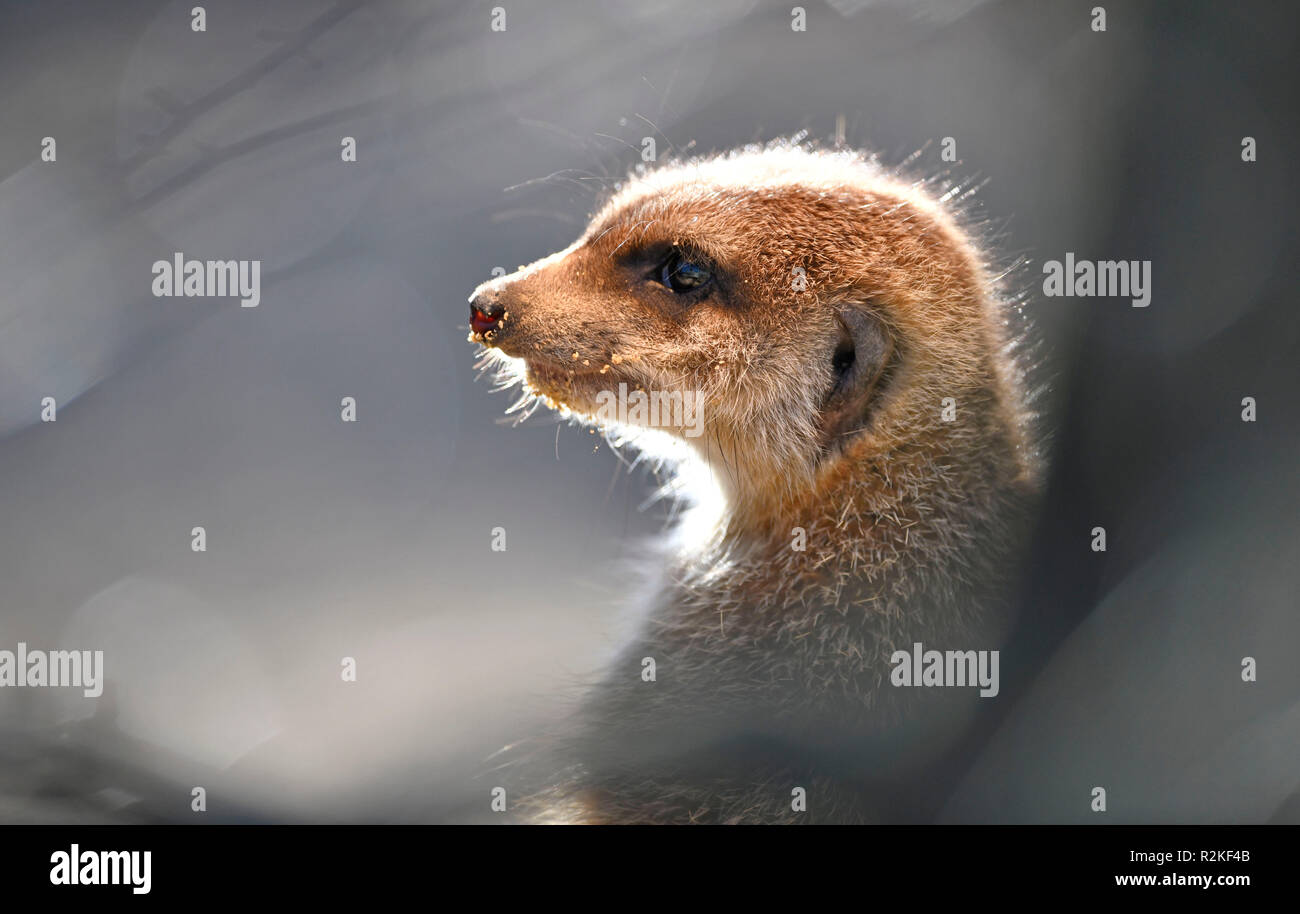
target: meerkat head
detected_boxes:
[468,144,1035,531]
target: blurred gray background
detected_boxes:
[0,0,1296,823]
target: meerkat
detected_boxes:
[466,141,1041,824]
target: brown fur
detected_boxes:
[468,142,1041,823]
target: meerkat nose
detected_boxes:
[469,296,506,336]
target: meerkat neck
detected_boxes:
[674,409,1022,586]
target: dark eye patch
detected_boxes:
[610,239,721,304]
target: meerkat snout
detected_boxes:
[468,294,505,336]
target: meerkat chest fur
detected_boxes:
[469,142,1040,821]
[629,407,1028,739]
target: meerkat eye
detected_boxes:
[658,249,712,293]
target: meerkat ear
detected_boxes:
[820,307,895,448]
